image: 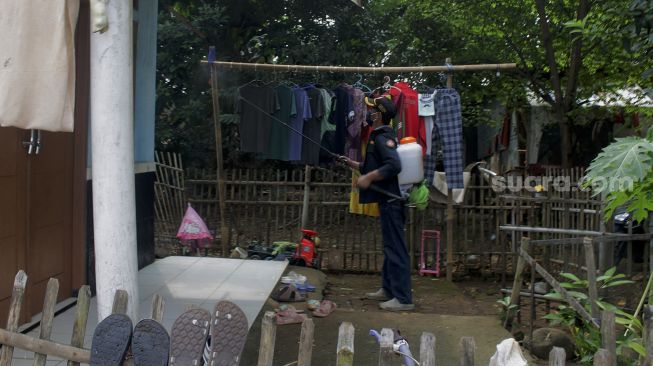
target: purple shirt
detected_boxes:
[289,88,312,161]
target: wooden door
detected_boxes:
[25,131,74,317]
[0,127,75,324]
[0,128,28,325]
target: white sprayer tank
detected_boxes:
[397,137,424,185]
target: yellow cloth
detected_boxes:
[349,170,380,217]
[0,0,79,132]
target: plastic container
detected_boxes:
[397,137,424,185]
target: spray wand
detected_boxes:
[369,329,419,366]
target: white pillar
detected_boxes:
[90,0,139,321]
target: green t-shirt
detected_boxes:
[265,85,297,160]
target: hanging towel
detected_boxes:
[424,89,464,189]
[0,0,80,132]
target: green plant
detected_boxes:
[583,126,653,223]
[543,267,642,365]
[497,295,519,323]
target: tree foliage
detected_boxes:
[155,0,652,168]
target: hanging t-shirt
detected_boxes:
[319,88,336,139]
[288,87,312,161]
[302,87,324,165]
[418,92,436,116]
[332,84,354,155]
[393,82,426,153]
[264,85,296,160]
[236,85,279,153]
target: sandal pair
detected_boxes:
[170,301,249,366]
[90,315,169,366]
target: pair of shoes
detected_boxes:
[364,288,390,301]
[171,301,250,366]
[90,315,169,366]
[379,298,415,312]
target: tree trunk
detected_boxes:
[535,0,591,168]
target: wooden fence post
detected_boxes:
[68,285,91,366]
[257,311,276,366]
[378,328,394,366]
[419,332,436,366]
[150,294,165,323]
[583,237,600,320]
[459,337,475,366]
[548,347,565,366]
[505,237,530,328]
[594,349,610,365]
[301,165,311,230]
[643,305,653,366]
[0,270,27,364]
[336,322,355,366]
[34,278,59,366]
[111,289,129,315]
[601,310,616,366]
[297,318,314,366]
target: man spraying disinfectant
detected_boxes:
[339,95,415,311]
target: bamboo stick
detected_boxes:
[203,60,517,73]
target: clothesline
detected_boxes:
[206,56,518,282]
[201,60,518,74]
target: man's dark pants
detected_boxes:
[379,200,412,304]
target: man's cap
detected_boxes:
[364,95,396,120]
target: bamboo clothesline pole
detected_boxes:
[201,60,517,73]
[205,55,518,281]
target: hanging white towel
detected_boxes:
[0,0,79,132]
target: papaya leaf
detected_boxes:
[584,137,653,195]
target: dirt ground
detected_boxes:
[239,267,539,365]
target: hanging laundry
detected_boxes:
[418,92,436,116]
[0,0,80,132]
[423,89,464,189]
[346,88,366,161]
[349,123,379,217]
[332,84,354,155]
[288,87,312,161]
[264,84,297,160]
[301,87,324,165]
[392,82,426,152]
[318,87,336,139]
[236,84,279,153]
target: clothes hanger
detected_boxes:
[352,73,372,93]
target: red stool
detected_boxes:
[419,230,441,277]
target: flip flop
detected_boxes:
[169,308,211,366]
[207,300,249,366]
[132,319,170,366]
[272,284,306,302]
[275,308,307,325]
[90,314,133,366]
[312,300,337,318]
